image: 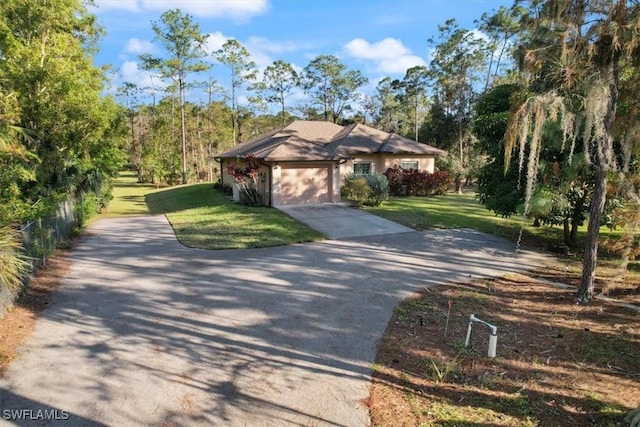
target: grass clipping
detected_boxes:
[369,271,640,427]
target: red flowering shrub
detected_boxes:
[384,165,451,197]
[384,165,405,196]
[404,170,427,196]
[426,171,452,195]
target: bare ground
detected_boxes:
[0,249,72,377]
[369,265,640,427]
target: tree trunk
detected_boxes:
[577,168,607,301]
[577,59,619,302]
[180,82,188,185]
[568,194,586,250]
[414,96,419,141]
[455,177,462,194]
[281,94,286,126]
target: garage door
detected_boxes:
[280,164,331,204]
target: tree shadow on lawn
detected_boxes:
[145,183,223,215]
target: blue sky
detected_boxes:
[90,0,514,106]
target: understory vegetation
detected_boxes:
[370,271,640,427]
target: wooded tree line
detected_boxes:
[0,0,129,296]
[121,8,524,193]
[123,2,640,301]
[0,0,127,225]
[1,0,639,302]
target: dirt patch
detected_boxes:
[369,269,640,427]
[0,249,73,377]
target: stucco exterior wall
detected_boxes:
[382,155,435,173]
[339,154,436,178]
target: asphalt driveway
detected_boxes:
[0,216,548,426]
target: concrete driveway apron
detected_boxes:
[0,215,548,426]
[276,204,413,239]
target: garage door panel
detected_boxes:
[281,165,330,204]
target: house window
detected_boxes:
[353,162,372,175]
[401,161,419,170]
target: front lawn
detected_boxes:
[365,192,623,254]
[145,183,324,249]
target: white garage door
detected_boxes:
[280,164,331,204]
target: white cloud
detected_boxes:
[245,37,282,69]
[206,31,231,54]
[344,37,426,74]
[124,38,157,54]
[378,56,426,74]
[119,60,166,93]
[344,38,410,60]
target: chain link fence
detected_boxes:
[0,200,78,314]
[20,200,76,270]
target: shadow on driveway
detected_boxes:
[0,216,548,426]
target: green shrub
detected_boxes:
[341,174,370,206]
[0,225,30,298]
[364,174,389,206]
[75,193,99,227]
[341,173,389,207]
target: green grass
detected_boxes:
[145,182,323,249]
[105,171,158,216]
[105,174,629,254]
[102,171,323,250]
[365,192,588,252]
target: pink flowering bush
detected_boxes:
[228,154,262,205]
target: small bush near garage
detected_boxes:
[384,166,451,197]
[364,173,390,206]
[341,175,370,206]
[341,173,389,207]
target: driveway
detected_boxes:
[276,203,413,239]
[0,216,548,426]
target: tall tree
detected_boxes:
[216,39,257,145]
[140,9,209,184]
[302,55,368,123]
[259,60,299,126]
[506,0,640,301]
[117,82,145,182]
[429,19,487,192]
[374,77,404,133]
[477,5,524,90]
[395,66,430,141]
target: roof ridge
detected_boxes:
[329,122,354,143]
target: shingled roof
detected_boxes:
[216,120,444,161]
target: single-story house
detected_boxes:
[215,120,444,206]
